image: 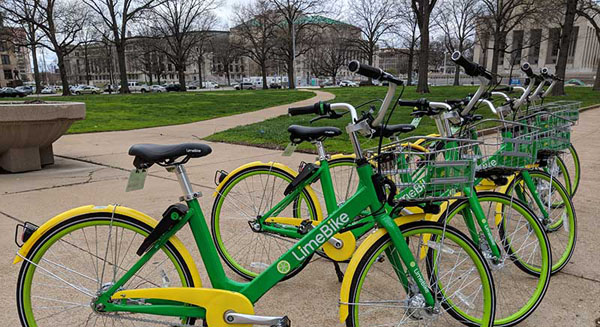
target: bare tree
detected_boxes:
[0,0,44,93]
[149,0,217,90]
[551,0,579,95]
[390,0,420,85]
[350,0,396,82]
[307,26,353,85]
[267,0,332,89]
[34,0,88,95]
[412,0,439,93]
[436,0,481,85]
[232,0,278,89]
[577,0,600,90]
[211,34,242,86]
[83,0,162,93]
[478,0,552,77]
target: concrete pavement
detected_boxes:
[1,89,599,326]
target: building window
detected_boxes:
[1,55,10,65]
[528,29,542,65]
[546,28,561,64]
[511,30,524,65]
[4,69,13,79]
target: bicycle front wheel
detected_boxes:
[16,212,197,327]
[345,221,496,327]
[506,170,576,274]
[440,192,551,326]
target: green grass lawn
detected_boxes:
[205,86,600,154]
[21,90,314,133]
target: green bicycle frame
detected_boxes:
[94,160,437,319]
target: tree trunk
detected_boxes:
[453,65,460,86]
[416,1,431,93]
[116,42,129,93]
[552,0,578,96]
[31,45,41,94]
[198,57,203,88]
[226,68,231,86]
[56,48,71,96]
[287,57,295,89]
[177,65,186,91]
[593,58,600,91]
[407,47,414,86]
[261,63,268,90]
[332,74,336,85]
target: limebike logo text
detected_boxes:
[399,179,426,200]
[292,213,350,262]
[478,159,497,170]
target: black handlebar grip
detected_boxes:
[398,98,429,108]
[451,51,492,80]
[348,60,384,80]
[521,62,534,77]
[494,86,513,92]
[288,103,319,116]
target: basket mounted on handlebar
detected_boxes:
[519,102,579,155]
[365,136,479,203]
[460,119,539,174]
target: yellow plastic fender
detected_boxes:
[112,287,253,327]
[339,213,426,322]
[13,205,202,288]
[213,161,323,221]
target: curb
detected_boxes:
[580,104,600,113]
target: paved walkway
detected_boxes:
[1,90,599,326]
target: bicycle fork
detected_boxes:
[462,187,503,261]
[376,214,436,309]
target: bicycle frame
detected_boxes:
[93,158,439,320]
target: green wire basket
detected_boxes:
[366,136,479,202]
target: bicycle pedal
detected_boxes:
[224,312,290,327]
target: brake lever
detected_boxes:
[309,110,347,124]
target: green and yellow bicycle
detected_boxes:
[14,63,497,327]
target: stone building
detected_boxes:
[0,27,32,87]
[473,15,600,83]
[63,15,370,87]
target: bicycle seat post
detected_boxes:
[313,141,329,161]
[171,164,200,201]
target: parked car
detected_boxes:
[234,82,256,90]
[269,83,282,89]
[104,84,118,93]
[202,81,219,88]
[16,86,33,95]
[0,87,27,97]
[566,79,585,86]
[148,85,166,93]
[165,83,184,92]
[339,80,358,87]
[41,87,55,94]
[73,85,101,95]
[187,83,198,90]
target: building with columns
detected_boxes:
[473,15,600,83]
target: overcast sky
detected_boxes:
[214,0,245,28]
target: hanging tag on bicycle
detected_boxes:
[282,142,297,156]
[126,168,147,192]
[410,117,422,128]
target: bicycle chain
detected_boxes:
[95,312,199,327]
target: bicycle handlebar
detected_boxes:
[348,60,403,85]
[288,102,330,116]
[451,51,492,80]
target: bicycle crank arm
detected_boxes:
[224,312,291,327]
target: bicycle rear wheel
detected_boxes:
[211,165,319,280]
[16,212,196,327]
[345,221,496,327]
